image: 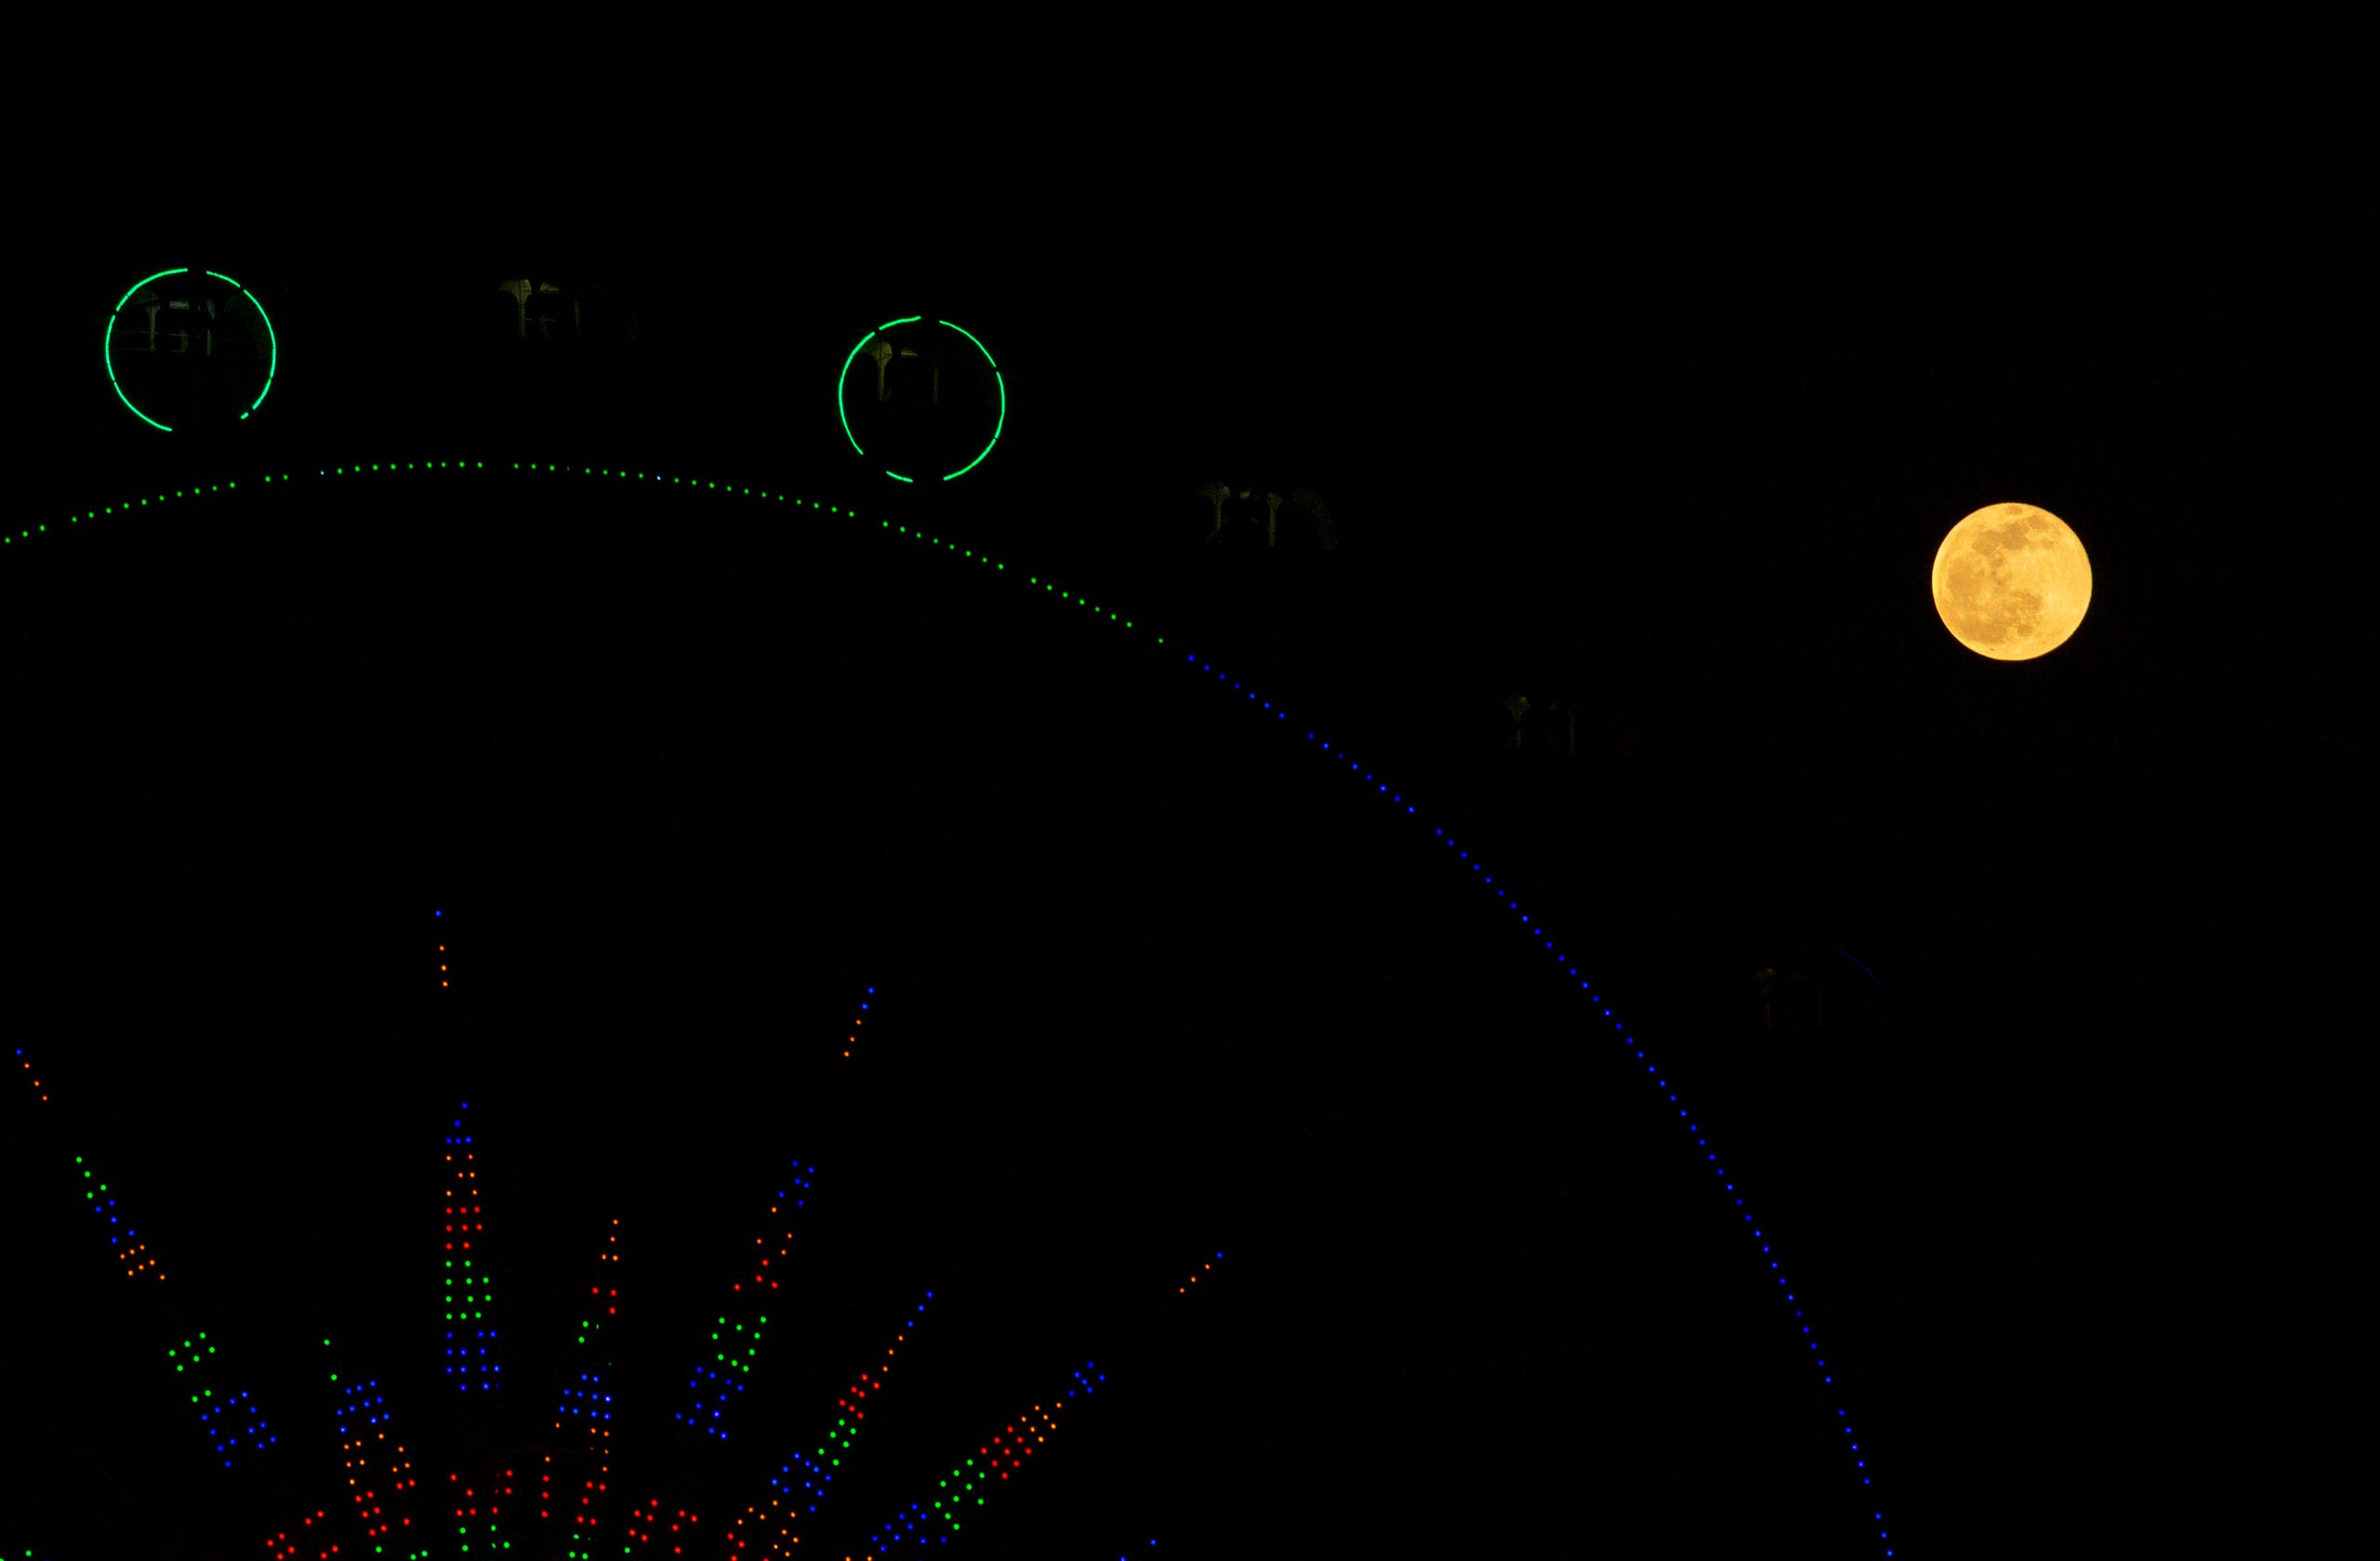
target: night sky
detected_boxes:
[2,81,2359,1558]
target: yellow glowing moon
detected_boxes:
[1931,502,2093,660]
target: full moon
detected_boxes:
[1931,502,2093,660]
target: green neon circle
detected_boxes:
[104,268,280,433]
[836,317,1005,483]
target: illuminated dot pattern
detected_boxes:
[324,1339,430,1559]
[1178,1252,1222,1294]
[863,1375,1097,1553]
[1174,654,1899,1550]
[443,1103,500,1392]
[16,1046,48,1102]
[168,1331,277,1468]
[857,1255,1215,1554]
[0,464,864,562]
[728,1290,935,1558]
[674,1161,813,1441]
[622,1497,702,1554]
[552,1450,614,1560]
[0,465,1081,631]
[262,1510,338,1561]
[841,985,877,1059]
[7,456,1889,1551]
[447,1469,514,1554]
[18,1050,165,1283]
[553,1218,625,1447]
[75,1152,159,1279]
[23,1047,297,1494]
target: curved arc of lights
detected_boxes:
[4,456,1896,1556]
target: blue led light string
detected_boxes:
[7,458,1893,1550]
[1159,651,1897,1551]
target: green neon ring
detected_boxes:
[105,269,280,433]
[835,317,1005,483]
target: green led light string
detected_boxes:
[3,462,1155,651]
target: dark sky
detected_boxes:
[2,84,2360,1558]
